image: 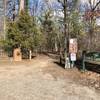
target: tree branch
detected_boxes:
[58,0,64,8]
[92,0,100,11]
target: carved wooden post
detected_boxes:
[13,48,22,61]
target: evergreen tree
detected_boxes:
[5,11,44,58]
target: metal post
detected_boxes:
[82,51,86,72]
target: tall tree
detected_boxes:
[84,0,100,51]
[6,0,18,21]
[58,0,79,68]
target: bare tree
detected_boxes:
[84,0,100,51]
[57,0,79,68]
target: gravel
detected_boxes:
[0,55,100,100]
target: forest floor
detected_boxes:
[0,54,100,100]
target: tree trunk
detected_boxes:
[19,0,25,13]
[55,38,58,52]
[4,0,6,39]
[64,0,70,68]
[59,47,63,64]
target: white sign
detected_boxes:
[96,18,100,26]
[70,53,76,61]
[70,39,74,43]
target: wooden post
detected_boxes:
[13,48,22,61]
[29,50,32,60]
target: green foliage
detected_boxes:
[17,11,34,49]
[41,11,58,50]
[5,11,44,52]
[69,10,83,37]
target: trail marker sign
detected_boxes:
[70,53,76,61]
[69,38,78,53]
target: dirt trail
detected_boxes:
[0,55,100,100]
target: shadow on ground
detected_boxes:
[54,59,100,74]
[43,53,100,74]
[54,61,65,69]
[76,60,100,74]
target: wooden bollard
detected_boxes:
[13,48,22,61]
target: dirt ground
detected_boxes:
[0,54,100,100]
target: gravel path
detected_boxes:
[0,55,100,100]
